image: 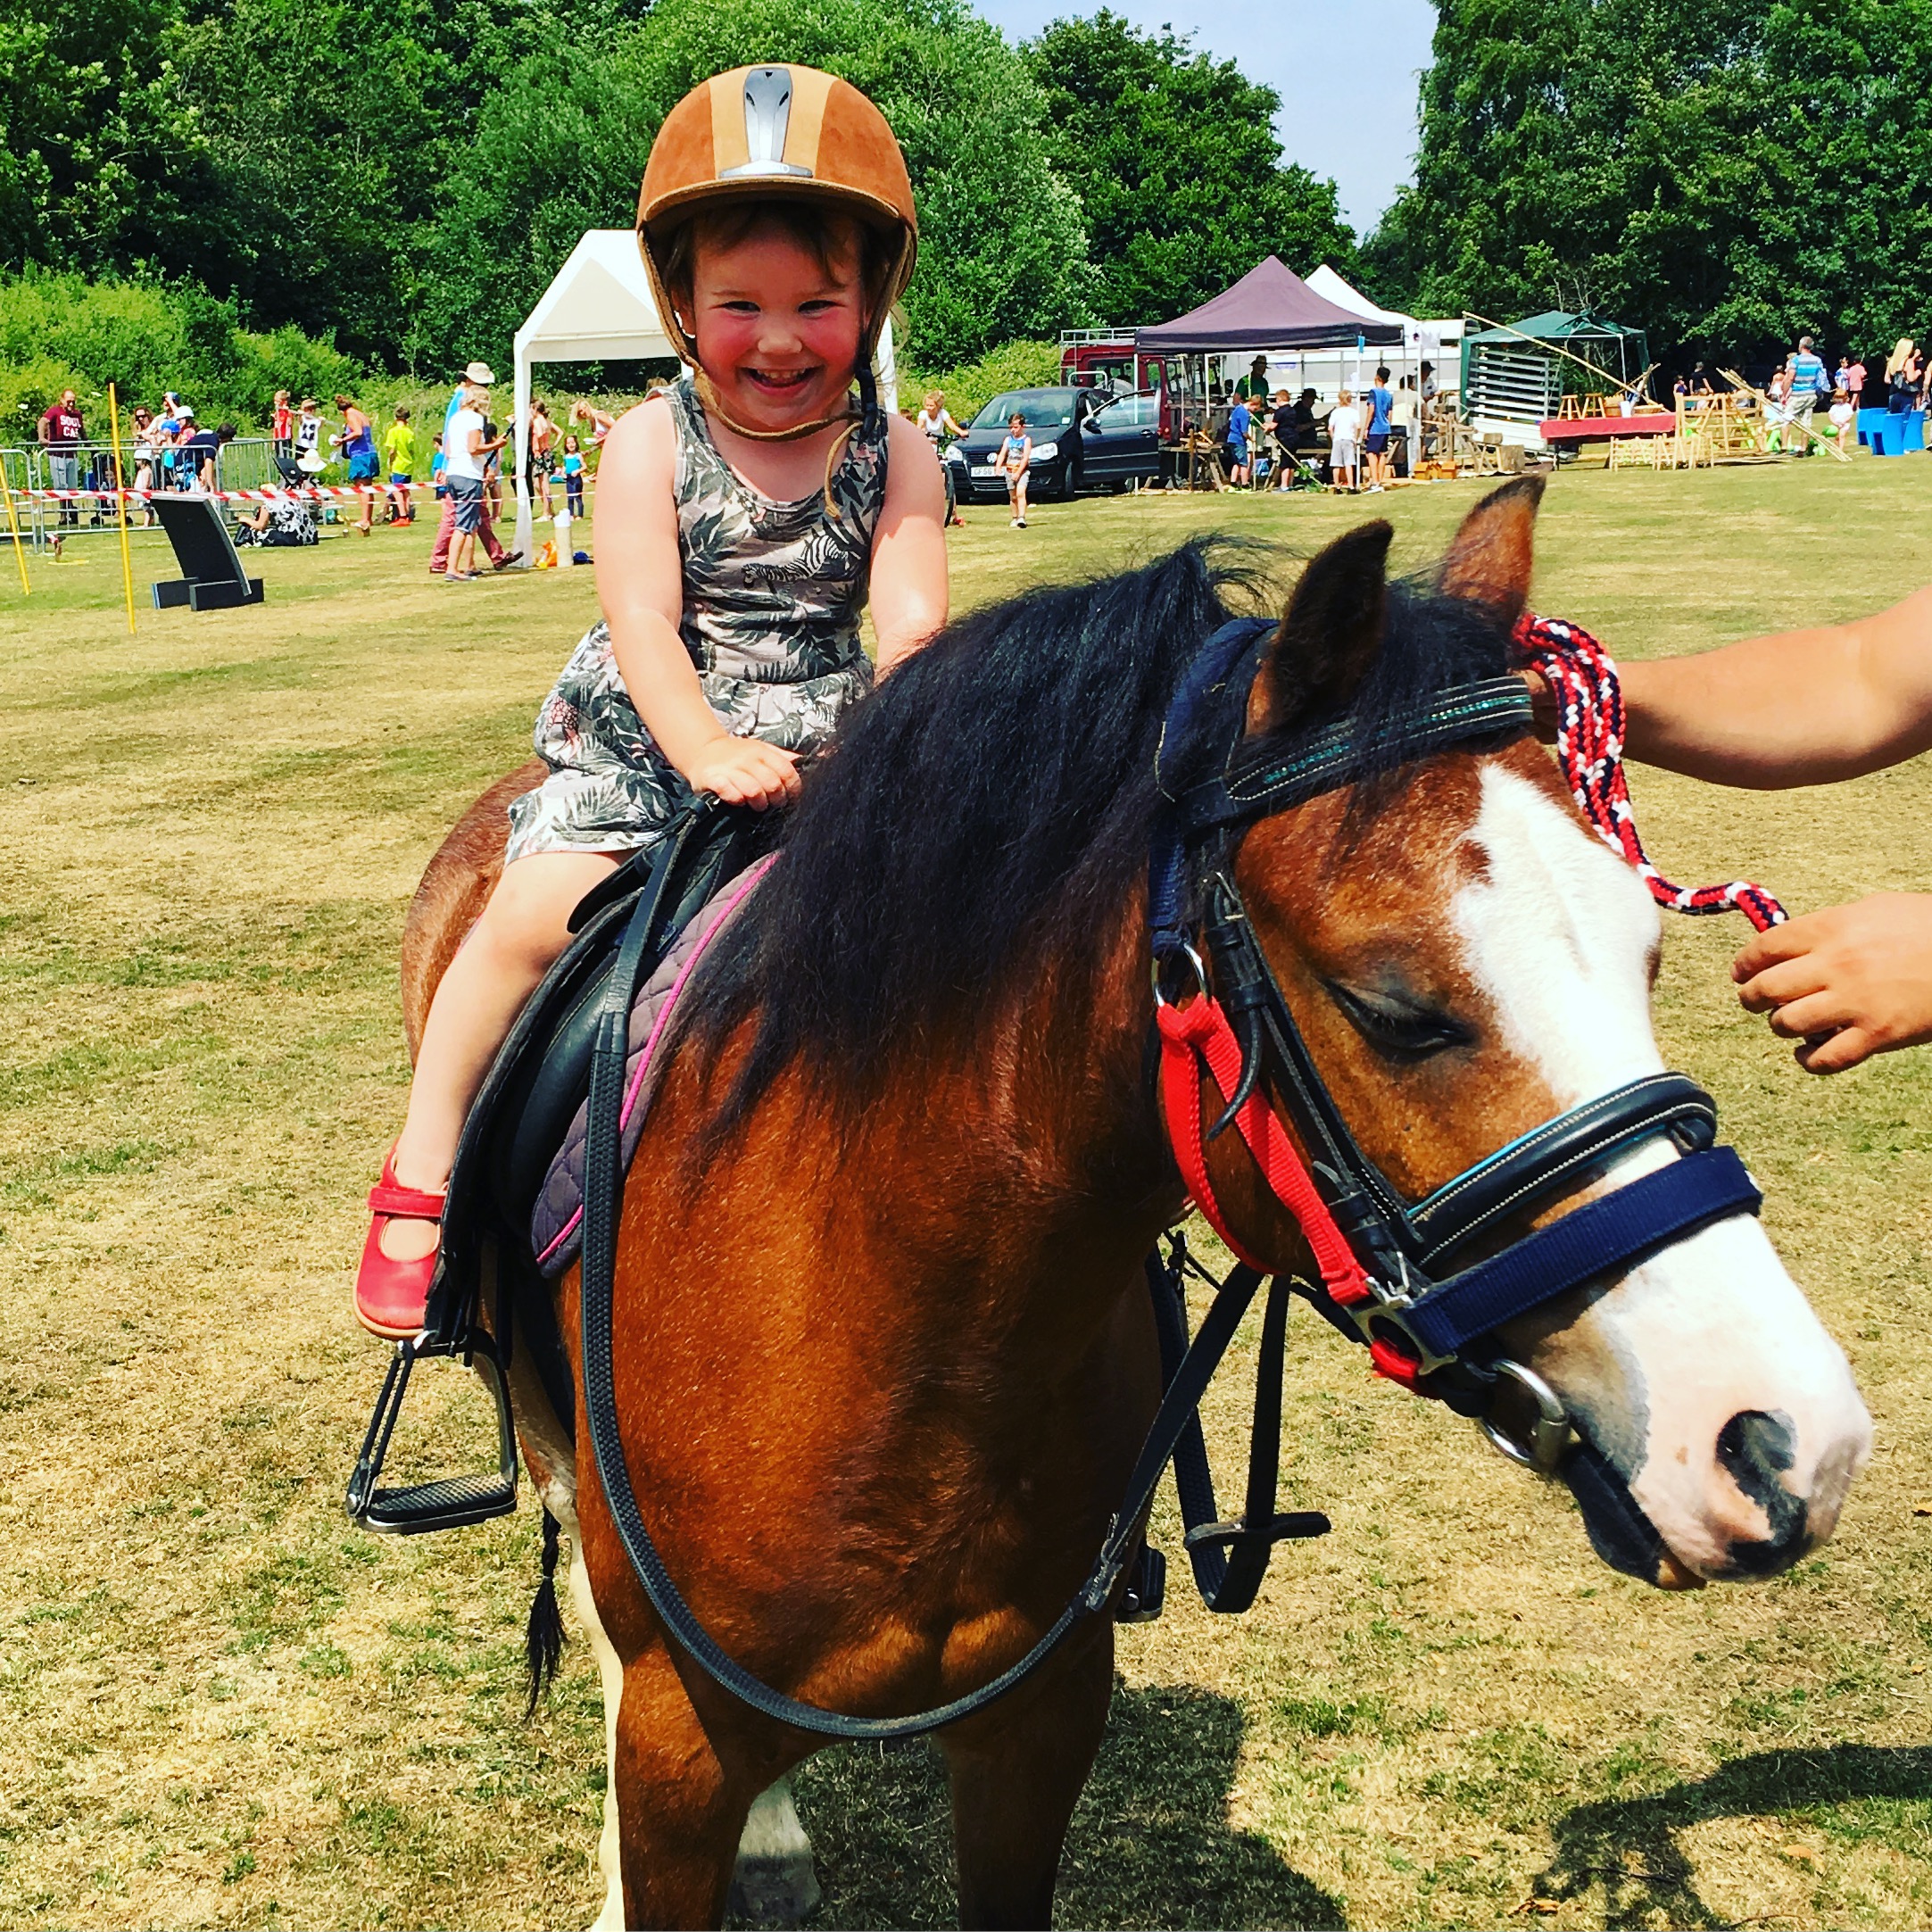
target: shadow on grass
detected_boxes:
[791,1679,1344,1929]
[1536,1745,1932,1927]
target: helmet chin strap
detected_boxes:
[690,361,879,520]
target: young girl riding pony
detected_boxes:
[355,66,949,1335]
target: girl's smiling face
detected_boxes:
[685,216,866,434]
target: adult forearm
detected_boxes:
[1620,585,1932,786]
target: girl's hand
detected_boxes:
[683,735,801,810]
[1733,891,1932,1072]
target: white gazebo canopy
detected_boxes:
[1305,262,1414,330]
[511,229,676,564]
[510,227,899,566]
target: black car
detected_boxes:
[1075,388,1165,489]
[947,386,1112,502]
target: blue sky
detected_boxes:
[976,0,1439,239]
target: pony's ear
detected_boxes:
[1247,519,1393,736]
[1437,475,1545,624]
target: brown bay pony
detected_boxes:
[399,485,1870,1928]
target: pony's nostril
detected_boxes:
[1718,1409,1809,1575]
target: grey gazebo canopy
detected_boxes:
[1136,256,1405,353]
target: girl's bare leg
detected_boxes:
[381,849,619,1258]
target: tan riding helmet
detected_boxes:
[638,64,918,369]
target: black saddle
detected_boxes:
[347,796,777,1534]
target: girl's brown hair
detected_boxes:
[656,202,898,340]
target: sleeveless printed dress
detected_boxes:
[503,377,888,863]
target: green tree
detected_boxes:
[421,0,1094,371]
[0,0,219,277]
[1367,0,1932,369]
[1022,11,1357,325]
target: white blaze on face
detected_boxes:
[1448,764,1871,1579]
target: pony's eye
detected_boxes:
[1325,981,1471,1062]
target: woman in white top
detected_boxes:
[916,391,966,527]
[1327,389,1361,492]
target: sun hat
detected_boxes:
[636,64,917,371]
[464,361,497,385]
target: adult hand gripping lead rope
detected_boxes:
[1514,612,1787,931]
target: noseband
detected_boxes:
[1148,615,1764,1469]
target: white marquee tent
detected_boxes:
[510,227,899,566]
[510,229,676,566]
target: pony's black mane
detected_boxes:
[682,537,1513,1113]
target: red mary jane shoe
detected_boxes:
[354,1145,446,1339]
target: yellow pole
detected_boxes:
[0,443,28,595]
[108,384,137,634]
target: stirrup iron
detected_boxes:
[346,1331,518,1534]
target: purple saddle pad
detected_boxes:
[530,856,773,1275]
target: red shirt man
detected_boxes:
[38,391,84,450]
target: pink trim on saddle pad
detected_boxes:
[534,854,775,1273]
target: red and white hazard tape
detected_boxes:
[17,483,438,505]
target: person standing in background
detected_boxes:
[571,400,618,446]
[271,390,293,461]
[382,406,419,524]
[440,381,501,583]
[1787,334,1827,453]
[1392,372,1421,476]
[38,388,85,528]
[129,407,158,526]
[528,398,558,520]
[1223,392,1252,486]
[560,433,586,521]
[430,363,509,575]
[331,394,378,533]
[293,398,324,470]
[1363,365,1395,490]
[1326,388,1361,491]
[1828,386,1855,456]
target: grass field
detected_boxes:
[3,460,1931,1930]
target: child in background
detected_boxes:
[1828,386,1855,457]
[430,434,447,500]
[1327,388,1361,492]
[352,65,948,1336]
[383,406,419,524]
[1224,394,1252,486]
[560,433,585,519]
[999,411,1032,528]
[271,390,293,461]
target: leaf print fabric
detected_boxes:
[505,377,886,864]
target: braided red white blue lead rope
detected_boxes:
[1513,612,1787,933]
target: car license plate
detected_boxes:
[971,464,1000,479]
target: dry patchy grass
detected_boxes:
[2,463,1930,1928]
